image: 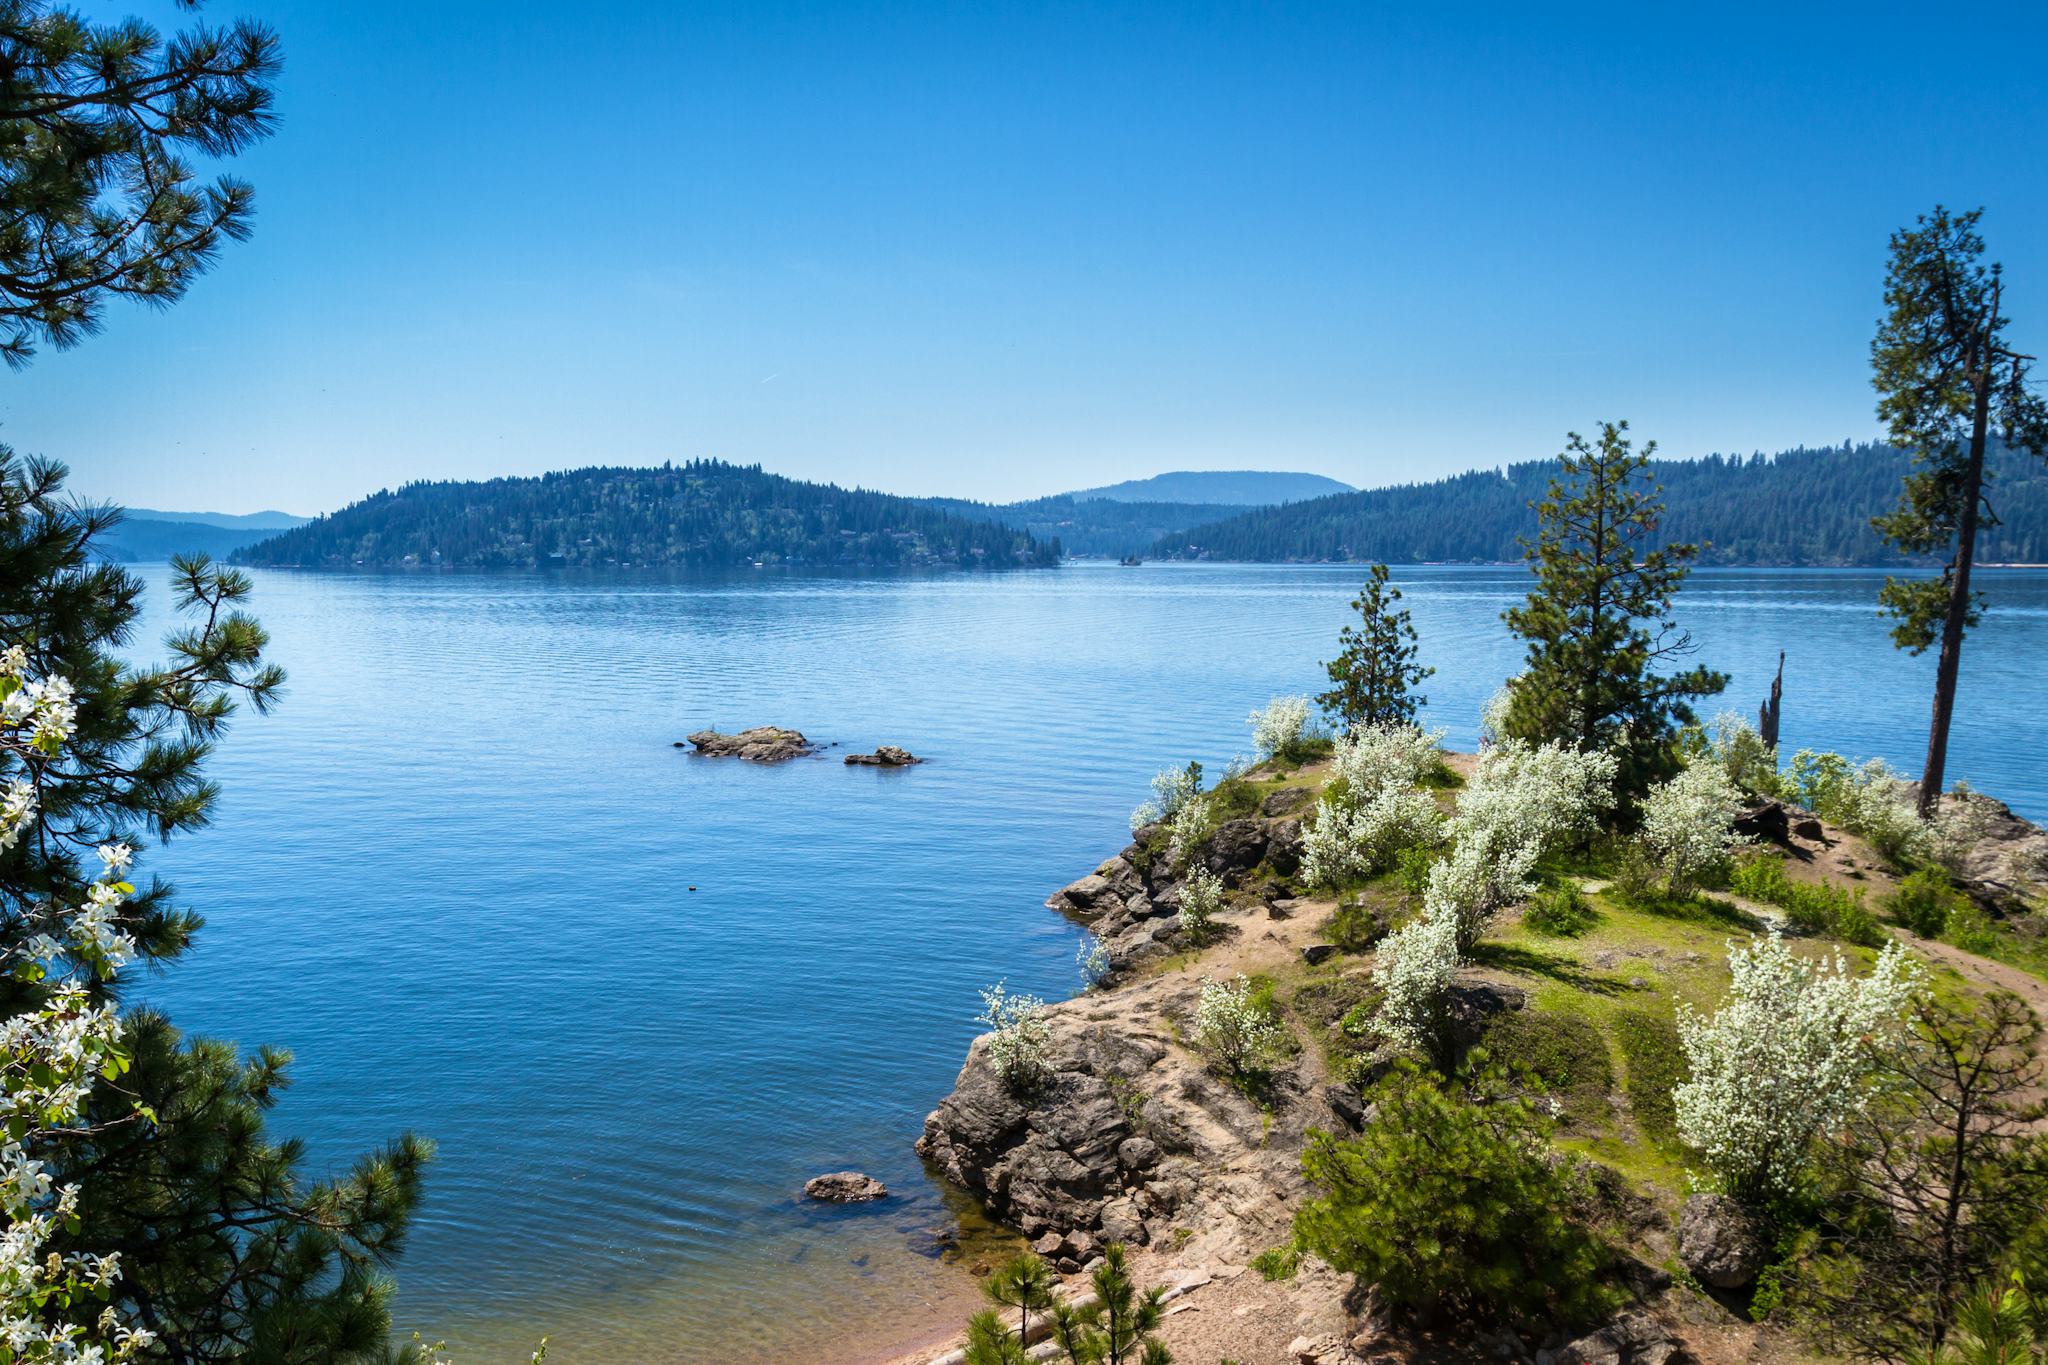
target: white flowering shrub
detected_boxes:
[1130,762,1201,833]
[1478,679,1518,748]
[1927,782,1997,871]
[1193,974,1287,1076]
[1163,802,1215,874]
[1249,695,1324,763]
[1365,911,1460,1058]
[1299,785,1445,890]
[1297,722,1449,890]
[1428,738,1616,948]
[1178,865,1225,940]
[977,981,1052,1089]
[1639,760,1749,893]
[1330,722,1446,796]
[1674,932,1922,1196]
[1075,933,1113,987]
[1781,749,1985,869]
[0,646,156,1363]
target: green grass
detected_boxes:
[1728,852,1885,946]
[1250,1246,1300,1281]
[1482,1007,1613,1127]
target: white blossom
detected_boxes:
[1075,933,1113,987]
[977,981,1052,1087]
[1193,974,1286,1075]
[1177,864,1224,940]
[1297,722,1448,890]
[1674,932,1922,1195]
[1130,763,1200,833]
[1639,760,1749,891]
[1248,695,1321,762]
[1364,911,1460,1056]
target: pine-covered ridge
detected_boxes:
[234,461,1060,569]
[918,494,1247,557]
[1151,441,2048,566]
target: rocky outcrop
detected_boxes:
[684,727,819,761]
[1555,1311,1691,1364]
[1940,791,2048,915]
[916,973,1333,1260]
[1676,1192,1766,1290]
[845,745,922,766]
[803,1171,888,1202]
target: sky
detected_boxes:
[9,0,2048,515]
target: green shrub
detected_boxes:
[1945,903,2001,956]
[1294,1062,1617,1325]
[1729,853,1885,947]
[1889,867,1969,939]
[1611,1008,1684,1146]
[1394,844,1440,899]
[1524,882,1597,937]
[1327,899,1390,952]
[1250,1246,1300,1281]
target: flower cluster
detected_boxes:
[1075,933,1113,988]
[1129,762,1200,834]
[0,648,155,1363]
[1299,724,1448,890]
[1425,738,1614,949]
[1363,912,1460,1057]
[1193,974,1286,1076]
[1177,864,1224,940]
[1674,932,1921,1195]
[1248,695,1321,763]
[977,981,1052,1089]
[1638,760,1749,893]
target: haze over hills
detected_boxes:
[1151,441,2048,567]
[233,461,1057,569]
[90,508,312,564]
[124,508,309,529]
[1065,470,1354,505]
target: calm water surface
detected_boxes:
[129,563,2047,1363]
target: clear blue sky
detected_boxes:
[11,0,2048,514]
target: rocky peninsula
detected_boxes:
[899,754,2048,1365]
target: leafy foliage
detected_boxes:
[977,982,1052,1091]
[1193,975,1287,1079]
[1294,1062,1614,1325]
[1638,760,1748,894]
[1522,881,1597,937]
[1501,422,1727,797]
[1318,564,1432,729]
[1729,854,1884,946]
[239,461,1059,569]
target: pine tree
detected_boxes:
[1501,422,1726,798]
[1318,563,1432,730]
[0,1,279,366]
[1,458,435,1362]
[1870,207,2048,816]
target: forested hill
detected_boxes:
[920,494,1245,557]
[1152,441,2048,566]
[1066,469,1354,504]
[235,462,1059,569]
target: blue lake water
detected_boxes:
[127,562,2047,1363]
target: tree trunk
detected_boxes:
[1918,382,1991,817]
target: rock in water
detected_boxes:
[802,1171,888,1202]
[685,727,818,762]
[845,745,922,766]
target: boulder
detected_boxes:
[1324,1083,1366,1130]
[1302,943,1338,966]
[1446,980,1528,1053]
[802,1171,888,1202]
[685,727,818,762]
[1046,873,1122,917]
[845,745,922,766]
[1678,1191,1767,1289]
[1732,800,1792,843]
[1262,787,1314,817]
[1555,1313,1687,1365]
[1203,818,1268,875]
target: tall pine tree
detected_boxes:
[1502,422,1725,798]
[1870,207,2048,815]
[1318,563,1431,730]
[0,5,441,1358]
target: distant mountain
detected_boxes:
[124,508,309,530]
[1067,470,1355,506]
[919,494,1244,558]
[235,461,1057,570]
[1151,441,2048,567]
[92,518,285,564]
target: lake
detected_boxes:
[129,562,2047,1363]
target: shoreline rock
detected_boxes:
[846,745,922,767]
[684,727,819,762]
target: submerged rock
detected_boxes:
[685,727,818,762]
[802,1171,888,1202]
[845,745,922,766]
